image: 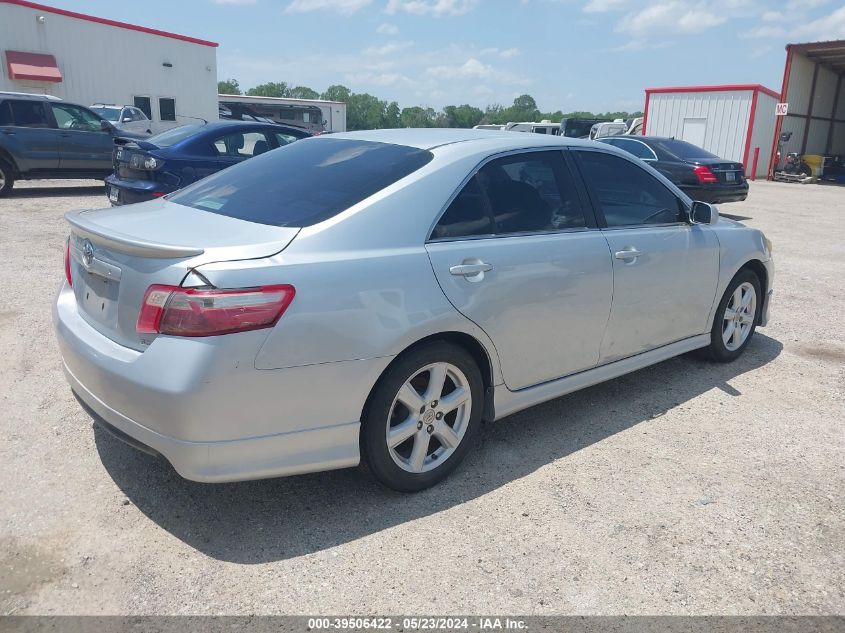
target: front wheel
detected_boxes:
[701,269,761,362]
[0,160,14,197]
[360,342,483,492]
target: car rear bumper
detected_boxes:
[682,183,749,204]
[53,283,393,482]
[104,174,169,206]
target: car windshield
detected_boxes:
[168,137,434,227]
[653,139,719,160]
[92,107,121,122]
[561,121,598,138]
[146,124,204,147]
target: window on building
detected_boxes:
[133,96,152,120]
[159,98,176,122]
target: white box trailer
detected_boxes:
[218,94,347,133]
[643,84,779,180]
[0,0,219,133]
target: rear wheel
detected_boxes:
[0,160,14,197]
[361,342,483,492]
[701,269,761,362]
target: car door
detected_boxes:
[0,99,61,172]
[573,149,720,364]
[425,150,614,391]
[212,129,274,169]
[49,103,113,172]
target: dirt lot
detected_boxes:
[0,179,842,615]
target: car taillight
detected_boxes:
[64,238,72,287]
[137,284,295,337]
[693,165,718,183]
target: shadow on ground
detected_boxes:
[94,333,782,564]
[8,185,105,198]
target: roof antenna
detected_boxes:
[176,114,208,124]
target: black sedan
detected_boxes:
[105,120,310,205]
[597,136,748,204]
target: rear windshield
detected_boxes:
[168,138,434,227]
[652,139,718,160]
[92,107,120,122]
[147,124,203,147]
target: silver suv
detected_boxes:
[91,104,153,136]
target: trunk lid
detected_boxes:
[66,198,299,351]
[693,158,746,184]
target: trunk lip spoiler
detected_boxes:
[65,209,205,259]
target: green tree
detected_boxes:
[246,82,290,98]
[288,86,320,100]
[400,106,436,128]
[217,78,241,95]
[321,84,352,103]
[442,104,484,128]
[384,101,401,128]
[347,92,388,130]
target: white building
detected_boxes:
[643,84,779,180]
[0,0,219,133]
[219,94,348,133]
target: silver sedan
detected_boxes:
[54,129,774,492]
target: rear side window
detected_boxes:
[0,101,12,126]
[169,138,434,227]
[653,139,717,160]
[8,100,50,128]
[431,150,586,239]
[576,151,684,227]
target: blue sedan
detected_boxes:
[104,120,310,205]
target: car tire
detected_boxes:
[360,341,483,492]
[0,160,14,197]
[700,269,761,362]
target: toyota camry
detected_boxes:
[54,129,774,492]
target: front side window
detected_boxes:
[274,132,299,146]
[8,100,50,128]
[50,104,103,132]
[159,98,176,122]
[576,151,684,227]
[169,138,434,227]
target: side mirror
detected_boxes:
[690,201,718,225]
[100,119,111,131]
[122,117,132,123]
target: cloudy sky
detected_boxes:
[54,0,845,113]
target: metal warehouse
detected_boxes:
[773,40,845,180]
[0,0,219,133]
[642,84,779,180]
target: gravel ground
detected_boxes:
[0,179,842,616]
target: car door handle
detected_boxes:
[1,129,14,135]
[449,262,493,276]
[614,248,642,260]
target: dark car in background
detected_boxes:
[104,120,310,205]
[0,92,146,196]
[598,136,748,204]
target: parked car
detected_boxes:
[55,130,773,492]
[104,120,310,205]
[91,104,153,136]
[626,117,644,135]
[0,92,146,196]
[559,117,610,138]
[589,120,628,140]
[598,136,749,204]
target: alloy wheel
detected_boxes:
[722,281,756,351]
[386,362,472,473]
